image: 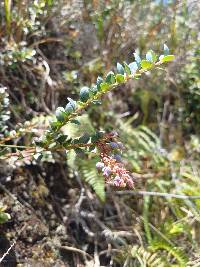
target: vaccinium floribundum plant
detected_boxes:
[0,45,174,191]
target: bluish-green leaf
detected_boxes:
[56,134,68,143]
[70,119,80,125]
[67,97,76,110]
[65,102,74,114]
[129,62,138,74]
[74,147,85,157]
[105,71,116,84]
[134,52,141,64]
[146,50,158,63]
[55,107,66,121]
[65,98,76,114]
[90,85,98,95]
[91,131,104,142]
[80,86,90,102]
[96,76,104,89]
[79,133,90,143]
[116,74,125,83]
[164,44,170,55]
[141,60,153,69]
[117,63,125,75]
[146,51,153,62]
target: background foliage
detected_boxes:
[0,0,200,266]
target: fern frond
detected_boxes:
[67,150,105,201]
[129,245,166,267]
[117,117,166,171]
[143,195,152,244]
[64,115,105,201]
[150,240,188,267]
[79,157,105,202]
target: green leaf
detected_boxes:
[117,62,125,75]
[160,55,175,62]
[91,131,104,142]
[96,76,104,89]
[141,60,153,69]
[79,133,90,143]
[89,145,95,152]
[33,153,43,161]
[0,212,10,224]
[74,147,85,157]
[80,86,90,102]
[50,120,62,130]
[56,134,68,143]
[123,62,131,75]
[70,119,80,125]
[55,107,66,121]
[116,74,125,83]
[164,44,170,55]
[129,62,138,74]
[100,82,110,91]
[105,71,116,84]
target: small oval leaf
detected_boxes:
[117,63,125,75]
[105,71,116,84]
[80,86,90,102]
[96,76,104,89]
[100,82,109,91]
[164,44,170,55]
[141,60,153,69]
[134,52,141,64]
[129,62,138,74]
[55,107,66,121]
[116,74,125,83]
[160,55,175,62]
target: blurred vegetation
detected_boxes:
[0,0,200,266]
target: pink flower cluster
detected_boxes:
[96,133,134,189]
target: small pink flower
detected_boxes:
[96,162,104,169]
[103,166,111,177]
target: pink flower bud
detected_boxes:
[114,154,122,162]
[96,162,104,169]
[109,142,118,149]
[103,166,111,177]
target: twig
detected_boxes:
[115,190,200,199]
[58,245,93,260]
[0,242,16,264]
[0,224,27,263]
[0,144,34,149]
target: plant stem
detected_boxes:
[115,190,200,199]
